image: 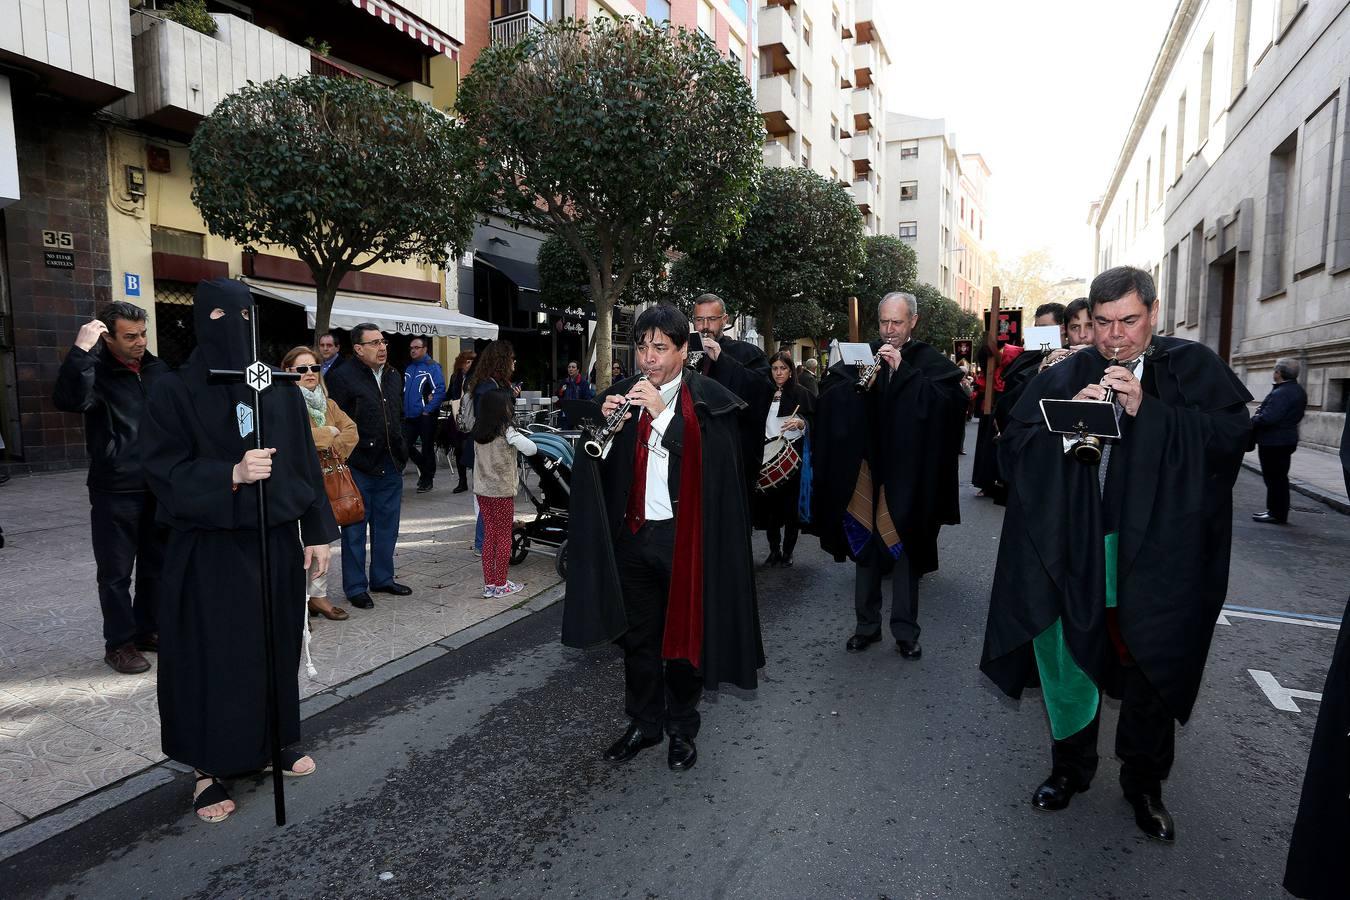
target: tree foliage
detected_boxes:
[912,283,981,356]
[537,228,672,314]
[457,17,763,388]
[671,166,864,352]
[855,235,918,311]
[190,75,484,338]
[991,247,1061,311]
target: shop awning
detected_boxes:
[349,0,460,57]
[243,279,498,340]
[475,251,541,293]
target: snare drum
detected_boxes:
[756,437,802,492]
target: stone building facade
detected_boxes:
[1089,0,1349,451]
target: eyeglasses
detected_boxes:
[357,339,388,347]
[290,365,322,374]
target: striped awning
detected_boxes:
[349,0,460,58]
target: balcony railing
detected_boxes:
[491,11,545,46]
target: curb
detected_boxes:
[1240,459,1350,515]
[0,583,565,864]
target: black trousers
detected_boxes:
[1051,663,1175,797]
[767,522,799,558]
[89,489,163,650]
[854,534,920,642]
[615,519,702,739]
[1258,444,1295,522]
[403,415,437,483]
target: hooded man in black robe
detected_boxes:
[690,293,774,500]
[812,292,966,660]
[139,279,338,823]
[563,304,763,773]
[1282,410,1350,899]
[980,266,1251,843]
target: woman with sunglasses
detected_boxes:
[282,346,358,621]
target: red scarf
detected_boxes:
[660,386,704,668]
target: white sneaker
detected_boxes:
[481,585,495,599]
[498,580,525,598]
[472,547,482,558]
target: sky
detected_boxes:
[884,0,1178,280]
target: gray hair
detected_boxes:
[803,357,818,370]
[692,293,726,315]
[879,292,918,319]
[1273,357,1301,381]
[99,301,146,333]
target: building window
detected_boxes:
[899,222,918,240]
[1231,0,1252,100]
[802,138,811,170]
[729,34,745,68]
[830,115,838,142]
[1144,158,1152,219]
[900,181,918,201]
[151,225,205,258]
[1164,244,1181,332]
[1277,0,1305,36]
[1198,37,1214,146]
[1186,221,1204,323]
[1158,128,1168,195]
[802,18,812,46]
[802,76,812,108]
[648,0,671,25]
[900,144,918,159]
[1261,130,1298,296]
[1175,92,1187,177]
[697,0,714,37]
[832,6,839,31]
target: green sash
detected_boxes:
[1032,532,1118,740]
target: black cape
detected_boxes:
[139,280,338,776]
[980,336,1251,723]
[751,381,815,531]
[1284,596,1350,899]
[994,348,1050,431]
[562,370,765,691]
[701,337,774,497]
[811,339,965,575]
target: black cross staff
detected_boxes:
[209,308,299,827]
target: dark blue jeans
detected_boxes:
[342,465,404,597]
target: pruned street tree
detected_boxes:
[190,75,485,340]
[457,17,763,389]
[672,166,864,353]
[912,282,981,356]
[537,228,673,327]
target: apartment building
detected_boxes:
[1089,0,1350,452]
[460,0,755,385]
[0,1,469,474]
[885,115,994,314]
[756,0,891,234]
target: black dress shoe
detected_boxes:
[896,639,922,659]
[1251,512,1285,524]
[371,582,412,596]
[846,633,881,652]
[763,550,782,567]
[668,735,697,771]
[348,592,375,610]
[416,480,432,494]
[453,483,468,494]
[1031,772,1088,811]
[603,723,663,763]
[1127,792,1176,842]
[780,555,793,567]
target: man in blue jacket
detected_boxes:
[1251,357,1307,524]
[402,337,446,493]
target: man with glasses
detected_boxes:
[690,294,773,498]
[326,323,411,610]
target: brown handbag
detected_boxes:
[319,448,365,527]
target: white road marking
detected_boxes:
[1217,610,1340,630]
[1249,669,1323,712]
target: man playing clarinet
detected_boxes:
[981,266,1251,842]
[564,305,763,772]
[812,292,966,660]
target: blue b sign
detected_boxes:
[124,273,141,296]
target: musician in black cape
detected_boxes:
[812,292,965,660]
[980,266,1251,842]
[139,279,338,823]
[691,293,774,498]
[752,351,814,567]
[1283,410,1350,898]
[563,304,764,772]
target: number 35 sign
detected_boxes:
[41,230,75,250]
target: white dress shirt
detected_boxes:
[641,373,684,522]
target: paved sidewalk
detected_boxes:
[1242,443,1349,514]
[0,466,561,833]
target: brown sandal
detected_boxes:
[307,598,349,621]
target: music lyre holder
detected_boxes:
[1040,397,1120,465]
[206,316,300,827]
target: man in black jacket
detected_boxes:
[691,294,773,499]
[1251,357,1307,524]
[326,323,410,610]
[53,302,169,674]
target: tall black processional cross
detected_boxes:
[209,301,299,826]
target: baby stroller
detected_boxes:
[510,429,576,578]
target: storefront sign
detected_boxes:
[393,321,443,336]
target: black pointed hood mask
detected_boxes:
[194,279,256,371]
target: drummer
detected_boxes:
[754,352,814,567]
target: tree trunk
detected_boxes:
[592,277,614,393]
[759,303,776,356]
[311,269,344,344]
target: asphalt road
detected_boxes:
[5,429,1344,899]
